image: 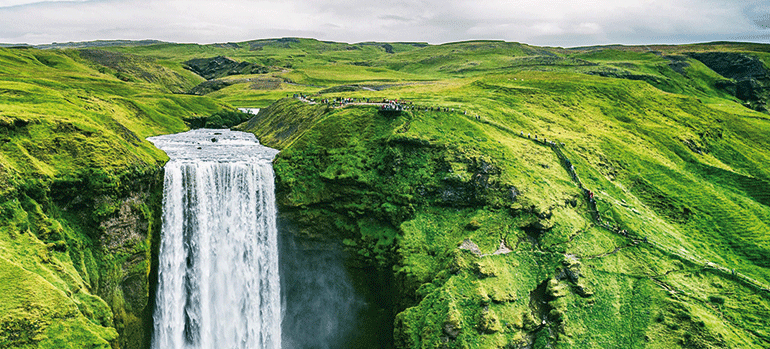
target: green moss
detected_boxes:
[0,165,164,349]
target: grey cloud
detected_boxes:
[745,2,770,28]
[0,0,767,46]
[378,14,413,22]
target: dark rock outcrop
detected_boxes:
[586,69,666,86]
[688,52,770,112]
[188,79,238,95]
[183,56,268,80]
[665,55,691,75]
[689,52,769,80]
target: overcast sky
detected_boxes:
[1,0,768,47]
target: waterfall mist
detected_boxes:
[278,218,396,349]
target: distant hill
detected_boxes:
[31,39,167,49]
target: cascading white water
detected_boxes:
[148,129,281,349]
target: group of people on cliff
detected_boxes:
[294,94,475,116]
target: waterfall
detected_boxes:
[148,129,281,349]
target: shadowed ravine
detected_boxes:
[278,218,396,349]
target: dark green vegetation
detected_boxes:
[2,38,770,348]
[184,109,253,129]
[183,56,269,80]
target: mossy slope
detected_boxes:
[242,53,770,348]
[0,47,223,348]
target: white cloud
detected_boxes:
[575,22,602,35]
[0,0,87,8]
[531,22,565,36]
[745,2,770,28]
[0,0,767,46]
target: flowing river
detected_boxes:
[148,129,281,349]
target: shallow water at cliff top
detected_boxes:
[147,128,278,162]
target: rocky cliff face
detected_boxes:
[0,167,163,349]
[95,171,163,349]
[184,56,269,80]
[241,100,566,348]
[688,52,770,112]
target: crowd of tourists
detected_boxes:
[293,94,477,115]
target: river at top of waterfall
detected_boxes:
[148,128,278,162]
[148,129,281,349]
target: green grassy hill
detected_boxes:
[1,39,769,348]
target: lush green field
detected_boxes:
[2,38,770,348]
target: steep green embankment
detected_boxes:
[242,61,770,347]
[0,47,223,348]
